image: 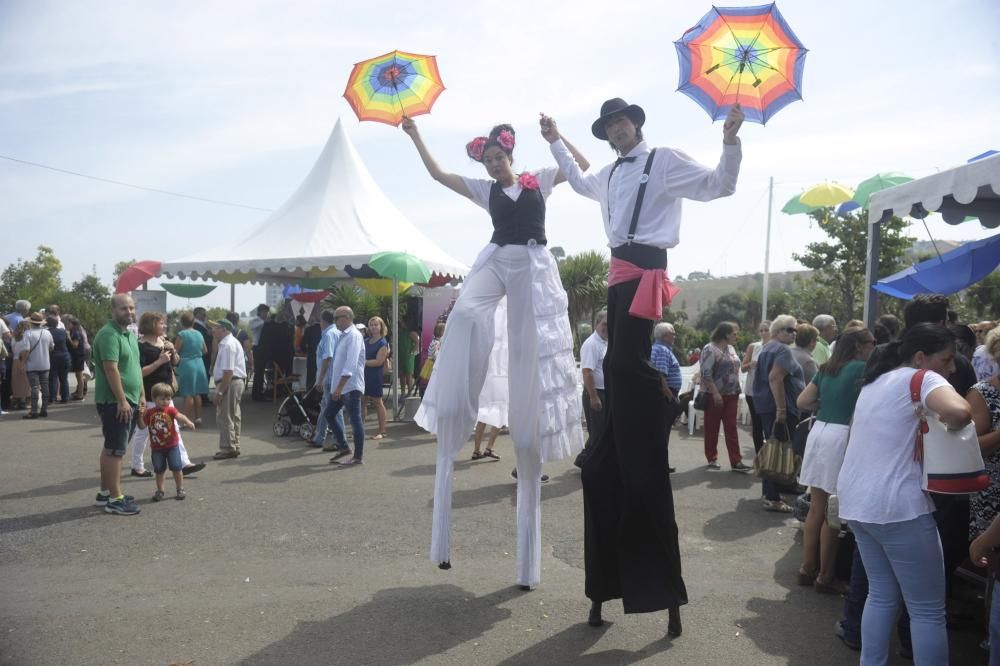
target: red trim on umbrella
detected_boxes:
[115,260,162,294]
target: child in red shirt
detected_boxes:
[140,383,196,501]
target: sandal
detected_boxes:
[471,451,485,460]
[814,577,848,595]
[372,433,386,440]
[483,449,501,460]
[797,569,818,586]
[762,499,794,513]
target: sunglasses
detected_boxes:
[783,327,796,334]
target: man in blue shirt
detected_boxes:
[312,310,344,449]
[324,307,367,465]
[651,322,683,473]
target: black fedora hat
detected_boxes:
[591,98,645,140]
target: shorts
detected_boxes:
[97,402,139,456]
[152,447,183,474]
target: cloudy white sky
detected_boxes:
[1,0,997,313]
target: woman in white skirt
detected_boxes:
[401,116,588,589]
[795,327,876,591]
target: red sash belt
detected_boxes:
[608,256,681,321]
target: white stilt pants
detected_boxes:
[426,246,545,588]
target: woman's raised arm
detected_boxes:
[401,116,473,199]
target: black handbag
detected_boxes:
[693,391,710,410]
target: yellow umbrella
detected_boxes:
[355,278,413,297]
[799,181,855,208]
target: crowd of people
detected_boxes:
[670,296,999,663]
[6,90,1000,663]
[0,300,92,418]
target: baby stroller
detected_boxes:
[272,385,323,442]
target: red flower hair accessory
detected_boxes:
[466,137,487,162]
[518,172,539,190]
[497,129,515,151]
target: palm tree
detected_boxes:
[558,250,608,345]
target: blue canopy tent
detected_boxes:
[864,153,1000,323]
[872,233,1000,299]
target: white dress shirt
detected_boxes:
[330,325,365,395]
[579,331,607,390]
[550,138,741,249]
[213,334,247,381]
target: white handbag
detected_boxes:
[911,369,989,495]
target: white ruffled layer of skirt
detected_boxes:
[415,243,583,586]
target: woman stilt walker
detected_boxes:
[401,116,588,589]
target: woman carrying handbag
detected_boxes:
[836,323,973,665]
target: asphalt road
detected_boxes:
[0,395,986,665]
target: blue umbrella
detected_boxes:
[836,200,861,216]
[873,233,1000,299]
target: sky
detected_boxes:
[1,0,998,314]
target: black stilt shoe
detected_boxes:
[667,606,682,637]
[588,601,604,627]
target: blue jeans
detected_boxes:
[850,515,946,666]
[841,542,911,650]
[314,390,345,445]
[323,390,364,460]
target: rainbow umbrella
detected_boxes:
[799,181,854,208]
[343,50,445,126]
[675,3,807,125]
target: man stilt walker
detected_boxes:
[541,98,744,633]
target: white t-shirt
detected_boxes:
[837,367,952,525]
[21,328,54,371]
[579,331,608,390]
[461,167,559,211]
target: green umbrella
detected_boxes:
[160,283,217,298]
[367,251,432,422]
[853,172,913,208]
[368,251,431,283]
[781,193,819,215]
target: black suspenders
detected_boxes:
[607,149,657,245]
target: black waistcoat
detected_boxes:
[487,178,547,246]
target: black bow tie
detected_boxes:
[615,155,637,166]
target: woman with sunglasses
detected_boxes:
[750,314,806,513]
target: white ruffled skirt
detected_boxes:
[415,243,584,587]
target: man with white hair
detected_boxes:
[575,311,609,468]
[811,315,838,365]
[651,322,682,473]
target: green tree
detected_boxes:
[71,274,111,303]
[695,291,748,330]
[558,250,608,344]
[792,209,912,322]
[0,245,63,310]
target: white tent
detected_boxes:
[159,118,468,420]
[864,153,1000,323]
[160,118,467,283]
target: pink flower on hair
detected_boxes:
[518,172,539,190]
[497,129,515,151]
[467,137,487,161]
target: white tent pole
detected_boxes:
[391,277,399,421]
[762,175,773,322]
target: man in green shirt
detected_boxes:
[811,314,838,366]
[93,294,143,515]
